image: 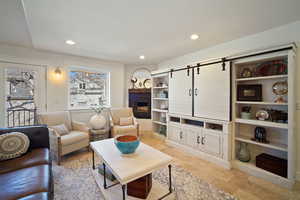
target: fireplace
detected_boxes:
[129,89,151,119]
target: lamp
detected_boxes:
[54,67,62,79]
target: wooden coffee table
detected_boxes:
[90,138,173,200]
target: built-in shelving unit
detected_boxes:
[232,48,296,188]
[151,70,169,136]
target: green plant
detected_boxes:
[91,97,105,114]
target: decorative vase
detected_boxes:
[237,142,251,162]
[89,114,106,130]
[241,112,251,119]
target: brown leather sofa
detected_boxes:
[0,126,53,200]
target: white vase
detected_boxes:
[89,114,106,130]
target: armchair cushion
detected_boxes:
[60,131,89,146]
[72,121,89,133]
[110,108,134,125]
[49,124,69,136]
[119,117,133,126]
[38,111,72,131]
[112,125,138,136]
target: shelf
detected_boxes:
[152,121,167,126]
[235,118,288,129]
[153,86,168,89]
[236,74,288,82]
[235,135,287,152]
[152,109,168,113]
[236,101,288,106]
[233,160,291,188]
[153,98,168,100]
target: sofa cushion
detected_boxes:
[0,148,50,174]
[120,117,133,126]
[18,192,48,200]
[0,165,50,200]
[0,132,30,161]
[61,131,89,146]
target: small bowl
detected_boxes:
[114,135,140,154]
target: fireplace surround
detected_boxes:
[128,89,151,119]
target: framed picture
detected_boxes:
[237,84,262,101]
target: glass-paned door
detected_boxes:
[0,63,46,127]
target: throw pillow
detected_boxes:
[50,124,69,136]
[0,132,30,161]
[119,117,133,126]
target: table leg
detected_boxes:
[103,163,107,189]
[92,150,95,170]
[122,185,126,200]
[168,164,172,193]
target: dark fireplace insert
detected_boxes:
[128,89,151,119]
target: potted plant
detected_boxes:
[89,97,107,130]
[241,106,251,119]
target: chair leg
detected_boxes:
[57,155,61,165]
[87,146,90,152]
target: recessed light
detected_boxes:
[139,55,145,60]
[190,34,199,40]
[65,40,76,45]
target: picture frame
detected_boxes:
[237,84,262,101]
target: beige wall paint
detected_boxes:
[124,64,158,131]
[158,21,300,180]
[0,43,125,123]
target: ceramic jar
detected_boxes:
[89,114,106,130]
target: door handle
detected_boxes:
[201,136,205,145]
[197,136,200,144]
[180,131,182,139]
[194,88,198,96]
[188,89,192,96]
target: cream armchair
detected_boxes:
[37,111,90,165]
[110,108,139,137]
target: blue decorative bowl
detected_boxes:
[114,135,140,154]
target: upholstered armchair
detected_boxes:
[37,111,90,165]
[110,108,139,137]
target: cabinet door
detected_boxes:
[168,124,181,142]
[194,62,230,121]
[169,70,193,116]
[202,129,221,156]
[186,127,202,149]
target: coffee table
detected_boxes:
[90,138,173,200]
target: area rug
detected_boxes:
[53,153,237,200]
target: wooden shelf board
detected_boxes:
[236,101,288,106]
[153,98,168,100]
[152,120,167,126]
[152,109,168,113]
[153,86,168,89]
[235,118,288,129]
[236,74,288,82]
[235,135,287,152]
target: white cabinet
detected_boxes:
[185,127,203,150]
[202,129,221,156]
[169,70,192,116]
[194,62,230,121]
[168,123,186,144]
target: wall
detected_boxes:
[0,43,125,124]
[124,64,158,132]
[158,20,300,181]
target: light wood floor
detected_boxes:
[139,134,300,200]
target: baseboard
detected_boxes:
[166,139,231,170]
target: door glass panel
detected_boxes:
[5,68,37,127]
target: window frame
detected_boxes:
[67,66,111,110]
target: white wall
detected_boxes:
[124,64,158,132]
[0,43,125,123]
[158,21,300,181]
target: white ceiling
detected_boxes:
[1,0,300,64]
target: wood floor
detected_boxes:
[140,134,300,200]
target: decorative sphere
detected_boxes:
[89,114,106,130]
[114,135,140,154]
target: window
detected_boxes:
[69,68,110,109]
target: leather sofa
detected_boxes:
[0,126,53,200]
